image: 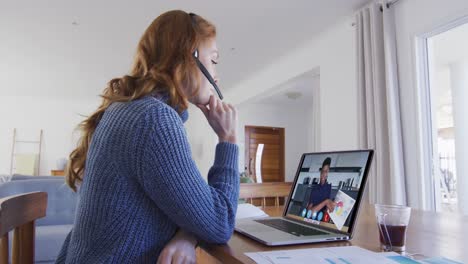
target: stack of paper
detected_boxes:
[246,246,463,264]
[236,203,269,220]
[246,246,401,264]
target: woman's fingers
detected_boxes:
[156,249,172,264]
[173,253,195,264]
[222,102,230,112]
[216,98,224,112]
[196,97,237,144]
[210,95,217,111]
[228,104,237,118]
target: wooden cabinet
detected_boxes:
[50,170,65,176]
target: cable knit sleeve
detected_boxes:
[136,105,239,244]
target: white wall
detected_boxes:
[0,95,219,179]
[185,100,316,183]
[0,96,100,175]
[184,106,218,179]
[393,0,468,209]
[237,103,313,182]
[184,101,316,182]
[226,18,358,152]
[187,18,359,184]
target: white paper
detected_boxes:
[245,246,412,264]
[236,203,269,220]
[421,257,463,264]
[328,190,356,230]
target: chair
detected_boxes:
[0,179,77,263]
[0,192,47,264]
[239,182,292,207]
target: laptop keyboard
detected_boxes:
[255,219,328,237]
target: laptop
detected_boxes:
[235,149,374,246]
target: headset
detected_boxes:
[190,13,224,100]
[192,49,223,100]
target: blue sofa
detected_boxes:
[0,178,77,263]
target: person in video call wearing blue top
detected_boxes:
[307,157,336,217]
[56,10,239,264]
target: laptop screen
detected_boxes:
[285,150,373,234]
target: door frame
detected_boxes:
[414,14,468,211]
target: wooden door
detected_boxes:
[245,126,285,182]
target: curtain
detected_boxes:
[356,1,407,205]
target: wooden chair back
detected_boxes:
[0,192,47,264]
[239,182,292,207]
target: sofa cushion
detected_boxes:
[0,179,77,225]
[35,224,73,262]
[11,174,64,181]
[7,224,72,263]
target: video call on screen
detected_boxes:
[286,151,370,232]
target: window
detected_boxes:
[420,20,468,213]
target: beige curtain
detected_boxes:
[356,2,407,205]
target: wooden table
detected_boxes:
[200,204,468,263]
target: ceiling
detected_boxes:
[0,0,369,98]
[249,69,319,107]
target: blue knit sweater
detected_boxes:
[56,96,239,263]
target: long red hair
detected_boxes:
[66,10,216,191]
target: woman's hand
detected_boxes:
[157,230,197,264]
[197,95,237,144]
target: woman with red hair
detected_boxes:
[57,10,239,264]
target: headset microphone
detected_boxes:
[193,49,224,100]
